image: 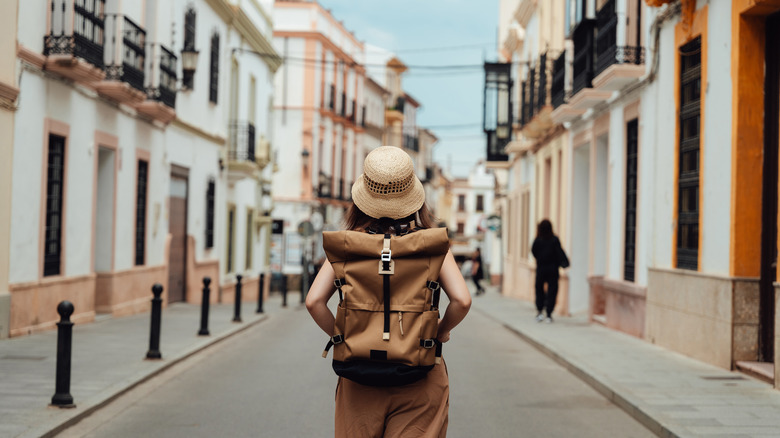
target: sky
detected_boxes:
[316,0,500,178]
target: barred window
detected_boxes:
[676,37,701,270]
[135,160,148,266]
[44,134,66,277]
[205,179,215,248]
[227,206,235,272]
[624,119,638,281]
[209,32,219,103]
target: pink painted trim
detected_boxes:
[134,148,151,266]
[93,131,119,273]
[40,119,71,279]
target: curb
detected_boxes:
[474,306,681,438]
[27,313,270,438]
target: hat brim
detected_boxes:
[351,175,425,220]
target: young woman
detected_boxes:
[531,219,568,323]
[305,146,471,437]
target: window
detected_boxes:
[182,7,196,89]
[135,160,148,266]
[205,179,215,248]
[456,222,465,235]
[521,191,530,259]
[226,206,235,272]
[476,194,484,212]
[209,32,219,103]
[245,209,253,270]
[624,119,638,281]
[457,194,466,212]
[44,134,66,277]
[676,37,701,270]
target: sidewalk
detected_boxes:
[471,287,780,438]
[0,293,298,438]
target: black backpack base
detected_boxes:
[333,360,435,387]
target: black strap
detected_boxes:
[382,233,391,340]
[334,278,345,303]
[427,280,441,311]
[322,334,344,358]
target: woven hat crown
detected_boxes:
[362,147,415,196]
[352,146,425,220]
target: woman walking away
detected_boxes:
[471,248,485,295]
[305,146,472,437]
[531,219,569,323]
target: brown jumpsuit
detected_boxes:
[334,361,449,437]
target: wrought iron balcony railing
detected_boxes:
[44,0,106,68]
[228,121,256,163]
[145,44,177,108]
[572,18,596,96]
[317,172,332,199]
[551,51,567,108]
[104,14,146,91]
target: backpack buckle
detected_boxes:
[427,281,440,291]
[334,278,344,288]
[331,334,344,344]
[380,249,392,262]
[378,260,395,275]
[421,339,435,349]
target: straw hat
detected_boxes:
[351,146,425,220]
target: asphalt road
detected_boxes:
[60,294,655,438]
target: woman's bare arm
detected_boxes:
[304,260,337,336]
[436,250,472,343]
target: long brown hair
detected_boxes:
[343,203,437,232]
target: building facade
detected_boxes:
[8,0,278,336]
[494,0,780,389]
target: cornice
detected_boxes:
[232,5,282,72]
[205,0,282,73]
[172,117,226,145]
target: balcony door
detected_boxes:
[759,12,780,362]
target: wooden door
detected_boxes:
[168,174,188,303]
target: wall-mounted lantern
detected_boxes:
[483,62,513,162]
[180,48,199,89]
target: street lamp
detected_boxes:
[180,48,199,90]
[483,62,513,162]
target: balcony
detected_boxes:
[96,14,146,105]
[550,49,587,125]
[519,53,556,139]
[403,134,420,152]
[592,0,645,91]
[568,16,612,110]
[43,0,107,83]
[136,44,177,124]
[226,121,258,182]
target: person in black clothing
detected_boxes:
[531,219,569,323]
[471,248,485,295]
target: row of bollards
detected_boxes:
[51,272,274,408]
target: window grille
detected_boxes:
[209,33,219,103]
[44,134,66,277]
[624,119,638,281]
[135,160,148,266]
[205,180,215,248]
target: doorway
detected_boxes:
[95,147,115,274]
[759,12,779,363]
[168,167,189,303]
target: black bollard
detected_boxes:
[233,274,242,322]
[282,275,288,308]
[51,301,75,408]
[198,277,211,336]
[256,273,265,313]
[146,284,163,359]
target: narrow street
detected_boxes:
[60,293,654,438]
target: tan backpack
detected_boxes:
[321,226,450,386]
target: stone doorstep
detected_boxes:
[735,360,774,384]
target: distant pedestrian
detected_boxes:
[471,248,485,295]
[305,146,471,437]
[531,219,569,323]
